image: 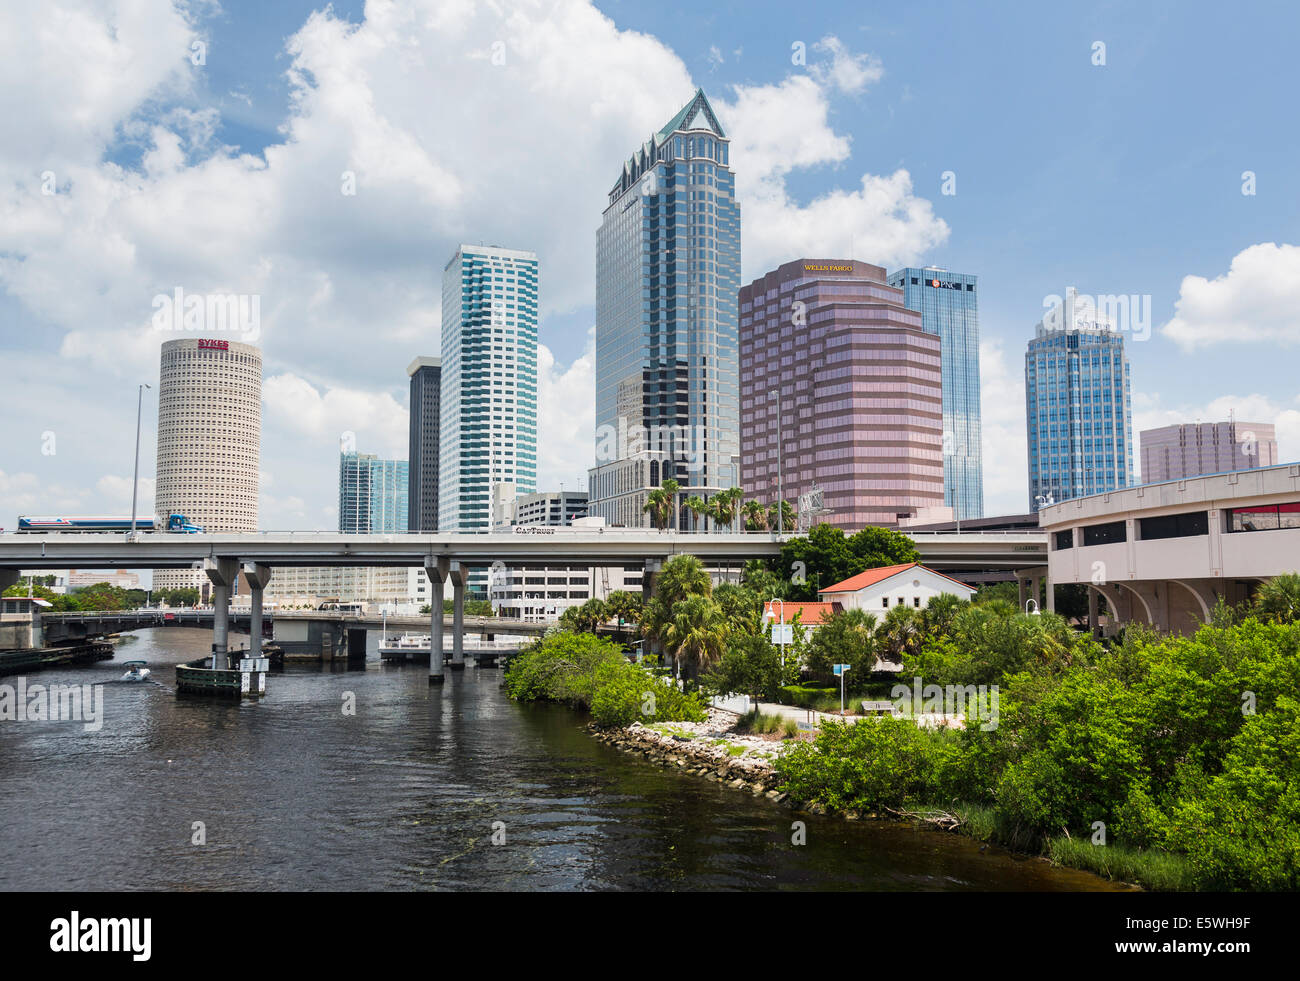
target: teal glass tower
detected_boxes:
[1024,310,1134,511]
[339,452,408,533]
[439,245,538,532]
[888,267,984,521]
[588,89,741,527]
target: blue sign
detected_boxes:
[832,664,850,676]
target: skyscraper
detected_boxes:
[888,267,984,520]
[1141,421,1278,482]
[339,451,408,533]
[154,337,261,597]
[740,259,948,529]
[439,244,538,532]
[587,89,741,528]
[1025,304,1134,510]
[407,356,441,531]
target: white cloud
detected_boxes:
[0,2,948,530]
[812,35,884,95]
[978,339,1029,515]
[1162,242,1300,350]
[536,332,596,493]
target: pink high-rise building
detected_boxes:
[1140,421,1278,483]
[739,259,949,530]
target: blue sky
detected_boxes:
[1,0,1297,529]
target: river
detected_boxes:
[0,629,1126,891]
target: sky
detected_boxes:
[2,0,1299,534]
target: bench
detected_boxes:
[860,700,899,717]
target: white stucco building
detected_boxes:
[817,562,976,612]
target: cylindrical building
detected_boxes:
[154,337,262,596]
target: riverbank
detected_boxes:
[591,708,789,799]
[594,708,1156,891]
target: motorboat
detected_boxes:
[120,660,151,682]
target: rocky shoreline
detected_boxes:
[590,708,791,802]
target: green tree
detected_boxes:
[1253,572,1300,624]
[702,631,792,706]
[709,487,743,533]
[662,595,728,683]
[604,590,642,628]
[685,494,708,533]
[777,523,921,600]
[741,499,769,531]
[643,487,672,530]
[769,499,795,532]
[804,608,878,681]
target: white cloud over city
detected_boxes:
[0,0,952,529]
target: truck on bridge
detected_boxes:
[16,513,204,534]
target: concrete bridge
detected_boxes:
[0,528,1047,680]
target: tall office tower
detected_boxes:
[407,356,441,531]
[439,245,538,532]
[154,337,262,596]
[587,89,741,528]
[339,451,409,533]
[1025,306,1134,511]
[887,267,984,520]
[739,259,948,530]
[1141,421,1278,482]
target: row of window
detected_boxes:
[1054,502,1300,549]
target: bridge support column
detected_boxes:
[204,558,238,670]
[1087,586,1100,639]
[241,562,272,655]
[1044,573,1055,614]
[450,562,469,670]
[425,558,449,685]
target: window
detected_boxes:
[1081,520,1127,546]
[1227,502,1300,532]
[881,597,889,609]
[913,597,921,608]
[1139,511,1208,540]
[1054,529,1074,550]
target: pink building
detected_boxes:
[1140,421,1278,483]
[739,259,949,529]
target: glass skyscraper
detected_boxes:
[1025,309,1134,511]
[339,452,409,533]
[888,267,984,521]
[407,355,441,532]
[588,89,741,528]
[439,244,538,532]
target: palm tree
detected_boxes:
[1254,572,1300,624]
[662,478,681,532]
[643,487,672,530]
[879,604,921,663]
[769,499,795,533]
[742,499,769,532]
[710,487,743,533]
[605,590,642,628]
[663,595,728,683]
[685,495,709,533]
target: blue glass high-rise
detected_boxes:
[888,268,984,520]
[440,245,539,532]
[588,89,741,528]
[339,452,409,533]
[1024,312,1134,511]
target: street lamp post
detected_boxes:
[770,388,782,534]
[130,383,151,535]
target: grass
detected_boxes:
[947,802,1193,891]
[734,709,784,735]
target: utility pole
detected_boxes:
[130,383,150,535]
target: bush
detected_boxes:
[504,630,705,728]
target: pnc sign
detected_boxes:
[197,339,229,351]
[929,278,964,290]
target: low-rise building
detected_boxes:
[817,562,976,612]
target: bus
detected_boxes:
[16,513,205,534]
